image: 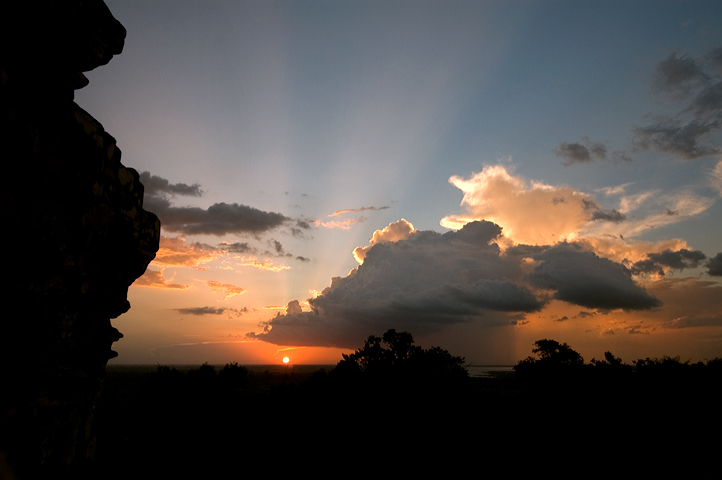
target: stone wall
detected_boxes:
[0,1,159,476]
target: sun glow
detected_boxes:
[282,356,290,364]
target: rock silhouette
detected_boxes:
[0,1,159,476]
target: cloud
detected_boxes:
[152,235,223,267]
[134,268,191,289]
[140,171,202,197]
[219,242,255,253]
[248,221,547,348]
[526,243,661,310]
[711,159,722,194]
[633,48,722,160]
[707,253,722,276]
[612,151,633,163]
[146,196,290,236]
[440,165,715,258]
[175,306,226,315]
[329,205,391,217]
[175,306,248,316]
[296,256,311,262]
[139,171,294,236]
[663,316,722,329]
[630,248,707,276]
[207,281,246,300]
[583,199,626,223]
[653,53,709,98]
[234,256,290,272]
[353,218,415,263]
[555,137,607,165]
[314,217,366,230]
[440,165,610,245]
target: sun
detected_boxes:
[282,356,290,364]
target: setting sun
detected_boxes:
[282,357,290,364]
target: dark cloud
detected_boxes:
[631,248,707,275]
[634,48,722,160]
[219,242,255,253]
[526,243,661,310]
[504,244,549,257]
[140,171,294,236]
[175,306,248,316]
[176,307,226,316]
[248,220,666,348]
[709,48,722,73]
[653,53,709,98]
[555,137,607,165]
[706,252,722,276]
[145,196,290,236]
[583,199,626,223]
[248,221,543,348]
[268,239,284,255]
[632,119,720,160]
[140,171,202,197]
[296,256,311,262]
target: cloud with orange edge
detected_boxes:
[353,218,415,264]
[152,235,224,268]
[207,281,246,300]
[314,217,366,230]
[134,268,191,290]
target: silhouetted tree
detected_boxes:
[335,329,467,380]
[530,338,584,365]
[514,339,585,385]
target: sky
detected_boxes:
[77,0,722,365]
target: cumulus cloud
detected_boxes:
[633,48,722,160]
[248,221,546,347]
[526,243,661,310]
[555,137,608,165]
[439,165,620,245]
[353,218,415,263]
[247,220,662,348]
[440,165,715,260]
[707,253,722,276]
[134,268,190,289]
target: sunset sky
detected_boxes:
[77,0,722,365]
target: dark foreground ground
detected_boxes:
[85,363,722,479]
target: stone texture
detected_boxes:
[0,1,159,476]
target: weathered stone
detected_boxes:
[0,1,159,476]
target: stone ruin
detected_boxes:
[0,0,159,476]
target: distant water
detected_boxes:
[466,365,514,378]
[107,364,513,377]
